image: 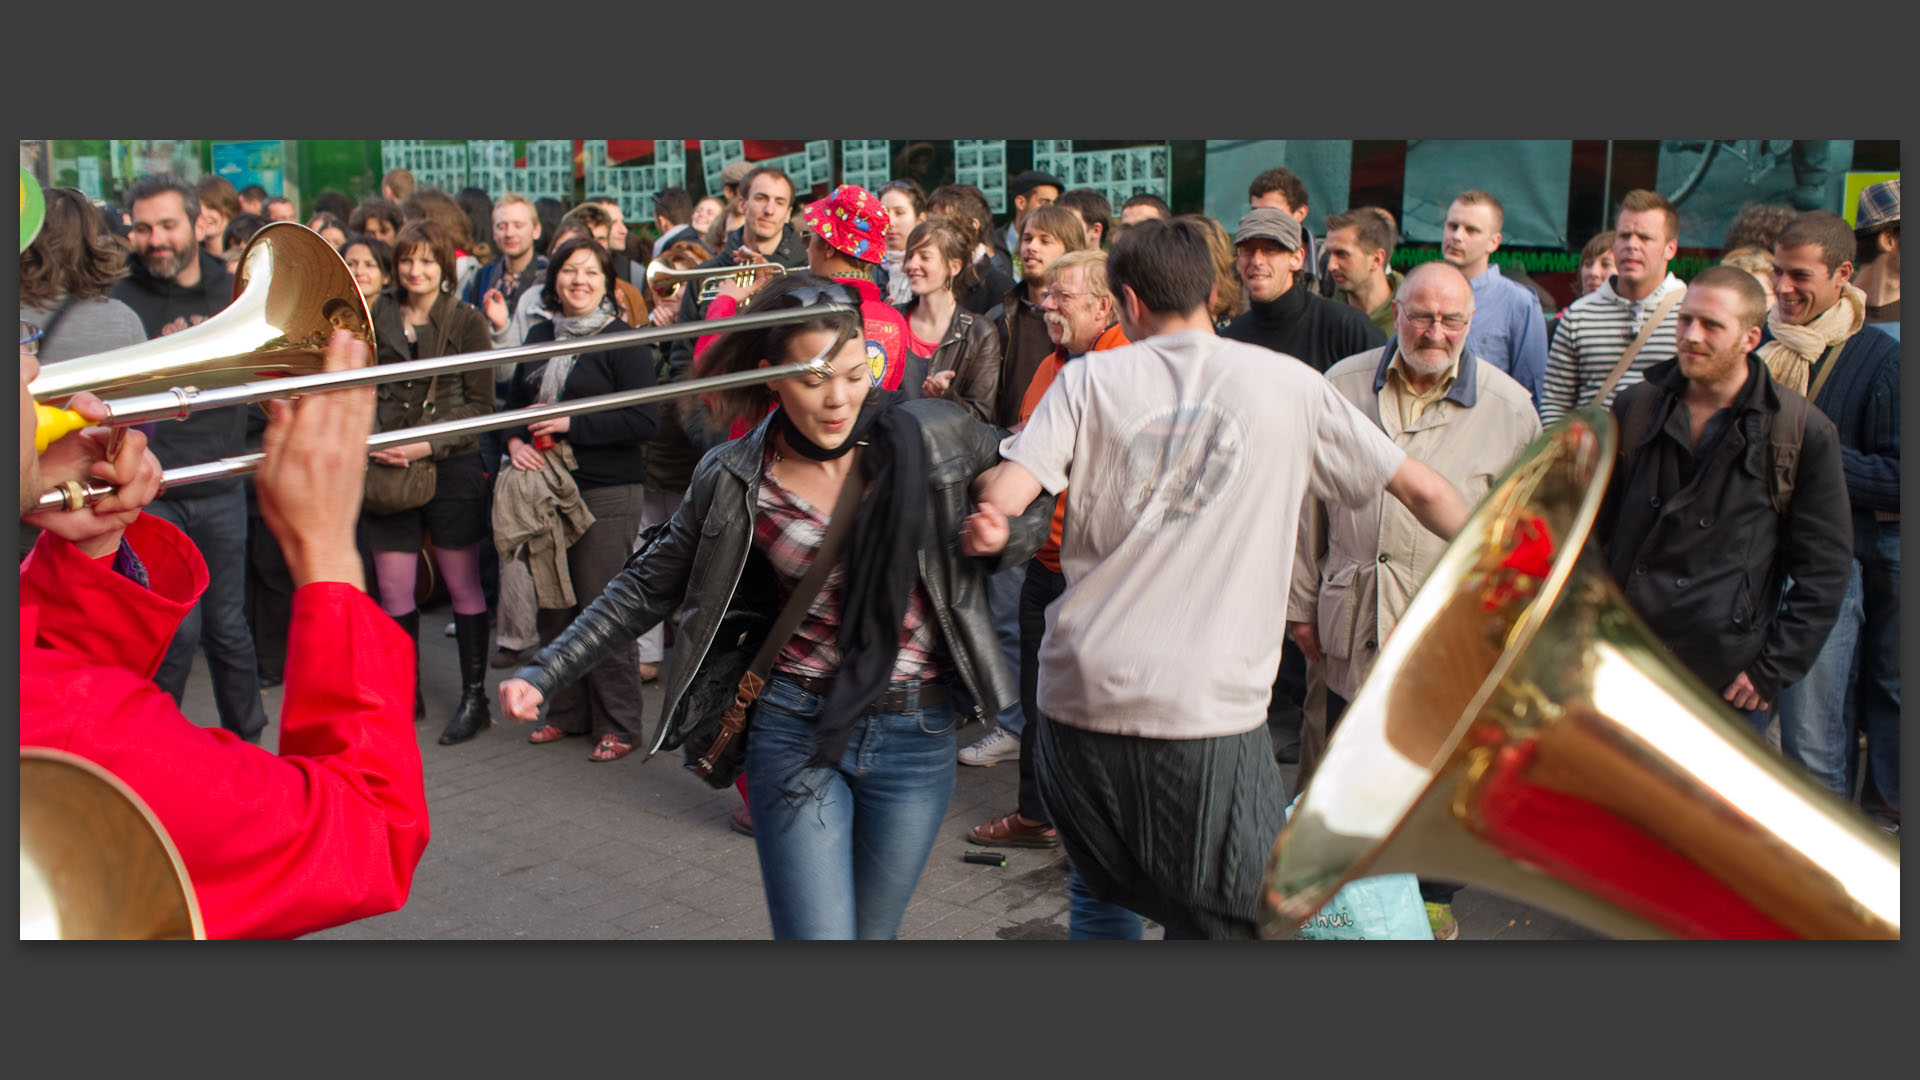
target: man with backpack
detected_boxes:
[1595,266,1852,734]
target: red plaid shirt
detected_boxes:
[753,448,945,683]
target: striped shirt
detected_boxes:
[1540,272,1686,424]
[752,448,944,683]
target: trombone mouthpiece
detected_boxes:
[34,404,87,452]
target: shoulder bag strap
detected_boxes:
[696,447,866,777]
[1593,286,1685,407]
[1802,339,1848,406]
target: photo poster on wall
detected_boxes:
[460,140,574,203]
[1036,141,1170,213]
[583,141,690,225]
[382,140,470,197]
[841,140,891,194]
[953,140,1009,214]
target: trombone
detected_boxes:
[645,258,794,305]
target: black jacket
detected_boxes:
[897,298,1002,423]
[991,283,1056,428]
[959,255,1015,318]
[512,397,1056,757]
[1219,276,1386,372]
[506,318,660,490]
[371,293,494,461]
[111,250,245,498]
[1596,356,1853,701]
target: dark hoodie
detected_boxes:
[111,249,247,498]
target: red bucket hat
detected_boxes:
[803,184,889,264]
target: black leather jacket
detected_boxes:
[512,397,1056,758]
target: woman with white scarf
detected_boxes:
[502,236,660,762]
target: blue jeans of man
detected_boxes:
[746,674,958,939]
[146,488,268,742]
[1856,520,1899,823]
[985,562,1025,736]
[1067,863,1145,940]
[1776,561,1864,799]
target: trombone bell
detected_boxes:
[28,221,374,405]
[1261,408,1899,940]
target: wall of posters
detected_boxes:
[582,140,688,224]
[1039,141,1171,213]
[840,140,890,193]
[953,140,1008,212]
[381,140,469,197]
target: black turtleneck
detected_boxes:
[1220,276,1385,373]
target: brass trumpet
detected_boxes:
[1259,408,1899,940]
[644,258,793,304]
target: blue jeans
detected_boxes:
[1067,863,1145,940]
[1856,521,1899,822]
[1776,561,1864,798]
[985,562,1025,736]
[746,674,959,939]
[146,489,268,741]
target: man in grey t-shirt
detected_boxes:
[960,219,1471,939]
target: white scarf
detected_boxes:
[1761,283,1866,395]
[536,310,614,405]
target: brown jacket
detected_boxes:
[371,292,494,460]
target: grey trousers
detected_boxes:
[536,483,646,742]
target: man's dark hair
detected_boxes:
[264,195,295,217]
[1722,202,1796,252]
[1688,265,1770,331]
[1121,192,1171,217]
[1856,222,1898,267]
[1248,167,1309,213]
[1107,217,1216,316]
[350,197,404,236]
[223,212,267,252]
[237,184,268,203]
[927,184,995,250]
[653,187,693,225]
[1325,207,1396,263]
[1776,210,1858,273]
[313,191,355,221]
[740,165,794,203]
[123,173,200,223]
[534,197,565,256]
[1058,188,1112,245]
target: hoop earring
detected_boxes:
[441,279,452,293]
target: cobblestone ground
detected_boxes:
[177,606,1598,941]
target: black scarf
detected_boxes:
[771,391,925,768]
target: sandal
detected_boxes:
[527,724,568,745]
[589,734,634,762]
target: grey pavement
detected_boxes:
[175,605,1597,941]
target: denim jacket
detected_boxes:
[513,397,1056,757]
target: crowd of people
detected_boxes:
[17,149,1900,940]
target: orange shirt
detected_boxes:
[1019,323,1130,572]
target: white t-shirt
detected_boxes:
[1002,328,1407,739]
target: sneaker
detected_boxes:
[444,620,456,638]
[967,811,1059,848]
[958,726,1021,767]
[1425,901,1459,940]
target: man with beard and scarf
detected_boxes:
[109,174,268,745]
[1286,262,1541,938]
[1760,211,1902,833]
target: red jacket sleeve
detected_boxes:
[19,518,430,940]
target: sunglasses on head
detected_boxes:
[783,283,858,309]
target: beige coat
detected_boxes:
[1289,346,1541,700]
[492,443,596,609]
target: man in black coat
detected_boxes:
[1597,266,1852,733]
[110,174,267,743]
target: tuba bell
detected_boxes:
[1261,407,1899,940]
[30,221,374,448]
[20,748,204,940]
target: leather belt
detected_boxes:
[781,672,951,713]
[1873,510,1899,523]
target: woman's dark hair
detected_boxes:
[340,233,395,289]
[1108,217,1216,316]
[20,186,131,306]
[534,197,566,257]
[540,236,617,315]
[392,219,459,294]
[222,212,269,253]
[349,197,404,236]
[455,187,493,250]
[903,217,978,296]
[313,191,355,221]
[307,211,348,240]
[401,189,474,253]
[878,179,927,218]
[694,272,862,429]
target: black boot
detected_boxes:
[392,609,424,721]
[439,612,493,745]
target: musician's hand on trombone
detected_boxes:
[256,330,375,590]
[505,436,545,472]
[370,441,432,468]
[649,298,680,327]
[25,416,162,559]
[498,678,544,724]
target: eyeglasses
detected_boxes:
[20,321,43,357]
[1400,310,1471,332]
[1041,286,1089,306]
